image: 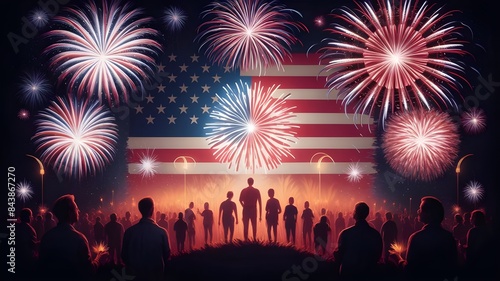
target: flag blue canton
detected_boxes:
[129,52,251,137]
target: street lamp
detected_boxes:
[455,154,473,206]
[310,152,334,199]
[26,154,45,207]
[174,156,196,203]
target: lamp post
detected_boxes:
[310,152,334,199]
[26,154,45,207]
[174,156,196,203]
[455,154,473,206]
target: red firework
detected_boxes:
[320,0,471,125]
[382,109,459,181]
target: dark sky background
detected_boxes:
[2,0,499,225]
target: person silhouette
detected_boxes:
[121,197,171,281]
[174,212,188,253]
[93,216,105,244]
[38,194,106,281]
[43,211,56,235]
[463,209,494,281]
[390,196,458,281]
[197,202,214,245]
[104,213,124,265]
[185,202,196,250]
[121,211,132,230]
[334,212,346,246]
[283,197,298,245]
[380,211,398,263]
[313,215,331,256]
[32,213,44,241]
[301,201,314,250]
[158,213,169,231]
[333,202,383,281]
[17,208,38,280]
[239,177,262,241]
[265,188,282,243]
[219,191,238,243]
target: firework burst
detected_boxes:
[382,109,459,181]
[205,80,298,172]
[18,71,52,107]
[92,241,109,254]
[460,107,486,134]
[32,96,119,179]
[464,180,484,204]
[346,162,364,182]
[30,8,50,27]
[163,6,187,32]
[18,109,30,120]
[319,0,471,125]
[196,0,307,73]
[138,151,159,178]
[44,0,161,106]
[16,180,34,203]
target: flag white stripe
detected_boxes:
[127,137,375,149]
[272,88,339,100]
[128,162,376,175]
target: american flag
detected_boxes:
[127,50,376,201]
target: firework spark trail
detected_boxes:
[319,0,471,125]
[205,80,298,173]
[196,0,307,73]
[32,97,119,179]
[44,0,161,106]
[382,109,459,181]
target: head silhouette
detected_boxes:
[471,210,486,227]
[247,177,254,186]
[385,212,393,221]
[320,215,328,224]
[110,213,118,222]
[304,201,309,208]
[161,213,166,220]
[418,196,444,225]
[454,214,463,224]
[268,188,275,198]
[52,194,79,224]
[227,191,234,199]
[178,212,183,220]
[353,202,370,221]
[138,197,155,218]
[289,197,294,205]
[20,208,32,223]
[204,202,209,210]
[189,202,194,209]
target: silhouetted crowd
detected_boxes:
[13,178,496,281]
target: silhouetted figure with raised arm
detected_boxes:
[174,212,188,253]
[121,197,171,281]
[219,191,238,243]
[38,194,106,281]
[104,213,124,265]
[198,202,214,245]
[380,211,398,263]
[283,196,298,245]
[185,202,196,250]
[17,208,38,280]
[239,177,262,241]
[301,201,314,250]
[265,188,281,242]
[313,215,331,256]
[391,196,458,281]
[333,202,383,281]
[463,209,494,281]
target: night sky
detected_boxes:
[2,0,499,226]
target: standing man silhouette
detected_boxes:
[239,177,262,241]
